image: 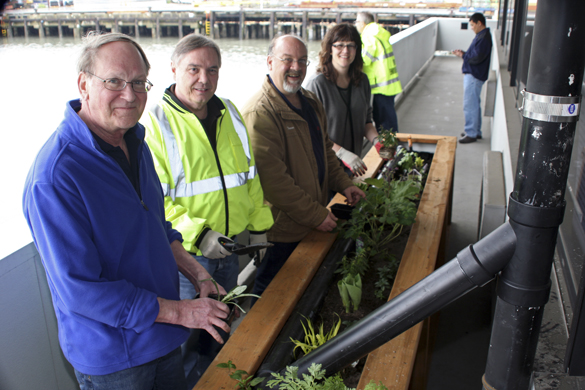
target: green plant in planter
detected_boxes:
[267,363,348,389]
[203,279,260,314]
[374,255,399,300]
[341,177,420,254]
[377,126,398,148]
[338,273,362,313]
[396,150,427,183]
[267,363,389,390]
[290,314,342,357]
[363,381,390,390]
[217,360,265,390]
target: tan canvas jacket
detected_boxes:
[241,76,355,243]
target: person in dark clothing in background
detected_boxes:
[453,12,493,144]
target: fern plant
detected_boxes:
[267,363,389,390]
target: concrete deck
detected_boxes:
[395,54,494,390]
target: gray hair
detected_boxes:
[356,12,375,25]
[267,34,307,56]
[171,34,222,67]
[77,31,150,74]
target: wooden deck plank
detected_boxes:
[357,137,457,390]
[193,231,338,390]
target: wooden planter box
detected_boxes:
[194,134,456,390]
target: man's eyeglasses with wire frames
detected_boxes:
[87,72,153,93]
[272,56,310,67]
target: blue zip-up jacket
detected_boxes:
[23,99,189,375]
[462,27,493,82]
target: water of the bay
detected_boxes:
[0,36,323,259]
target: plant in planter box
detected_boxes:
[395,150,427,183]
[290,314,342,357]
[217,360,265,389]
[376,127,398,159]
[267,363,348,389]
[338,273,362,313]
[266,363,390,390]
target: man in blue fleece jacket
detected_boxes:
[23,32,231,390]
[453,12,493,144]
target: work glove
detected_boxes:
[199,230,233,259]
[249,232,269,263]
[372,136,383,154]
[336,147,367,176]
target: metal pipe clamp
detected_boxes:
[519,89,581,122]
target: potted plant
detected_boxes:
[376,127,398,159]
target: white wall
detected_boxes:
[391,18,438,94]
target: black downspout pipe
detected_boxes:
[483,0,585,389]
[285,223,516,377]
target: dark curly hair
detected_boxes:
[316,23,364,87]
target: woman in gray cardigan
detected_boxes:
[306,23,382,177]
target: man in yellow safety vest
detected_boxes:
[142,34,274,388]
[356,11,403,134]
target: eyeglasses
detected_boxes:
[87,72,153,93]
[332,43,357,50]
[272,56,310,67]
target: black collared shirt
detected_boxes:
[268,76,325,185]
[91,128,142,197]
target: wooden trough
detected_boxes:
[193,134,456,390]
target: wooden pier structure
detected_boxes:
[0,4,457,40]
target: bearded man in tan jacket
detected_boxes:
[241,34,366,302]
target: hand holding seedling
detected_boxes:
[155,297,230,344]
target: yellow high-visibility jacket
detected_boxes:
[142,89,274,255]
[361,22,403,97]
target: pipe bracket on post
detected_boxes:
[519,89,581,123]
[500,197,566,307]
[507,196,566,228]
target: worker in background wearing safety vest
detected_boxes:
[356,11,403,134]
[142,34,274,388]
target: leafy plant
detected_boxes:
[377,127,398,148]
[217,360,265,390]
[267,363,350,390]
[340,177,421,254]
[338,273,362,313]
[336,247,370,277]
[290,314,342,357]
[203,279,260,314]
[395,150,427,183]
[363,381,389,390]
[374,256,399,300]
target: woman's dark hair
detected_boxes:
[317,23,364,87]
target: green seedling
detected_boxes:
[202,279,260,313]
[267,363,349,390]
[217,360,265,390]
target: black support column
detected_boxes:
[483,0,585,389]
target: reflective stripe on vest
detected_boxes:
[371,76,401,89]
[365,49,394,63]
[155,98,255,200]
